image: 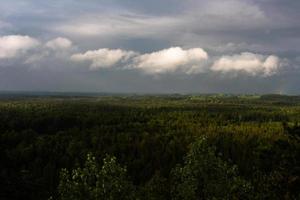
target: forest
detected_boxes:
[0,94,299,200]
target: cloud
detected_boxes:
[210,43,265,53]
[27,37,75,65]
[132,47,208,74]
[0,0,299,93]
[70,47,208,74]
[192,0,267,30]
[53,13,180,38]
[71,48,137,69]
[0,35,74,67]
[0,35,283,78]
[52,0,268,43]
[0,35,40,59]
[45,37,73,50]
[211,52,281,76]
[69,46,283,77]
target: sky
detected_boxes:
[0,0,299,94]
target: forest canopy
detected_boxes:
[0,94,299,199]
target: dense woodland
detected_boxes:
[0,94,299,199]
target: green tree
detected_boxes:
[171,137,252,200]
[58,153,136,200]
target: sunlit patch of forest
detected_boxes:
[0,94,299,199]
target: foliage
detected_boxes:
[0,95,299,199]
[171,137,252,200]
[58,153,135,200]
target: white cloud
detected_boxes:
[45,37,73,50]
[0,35,74,67]
[211,52,281,76]
[0,36,284,78]
[71,48,137,69]
[0,35,40,59]
[133,47,208,74]
[70,47,208,74]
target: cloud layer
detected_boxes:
[212,53,281,76]
[70,47,282,77]
[0,34,284,77]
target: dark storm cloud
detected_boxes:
[0,0,299,93]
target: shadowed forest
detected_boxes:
[0,94,299,199]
